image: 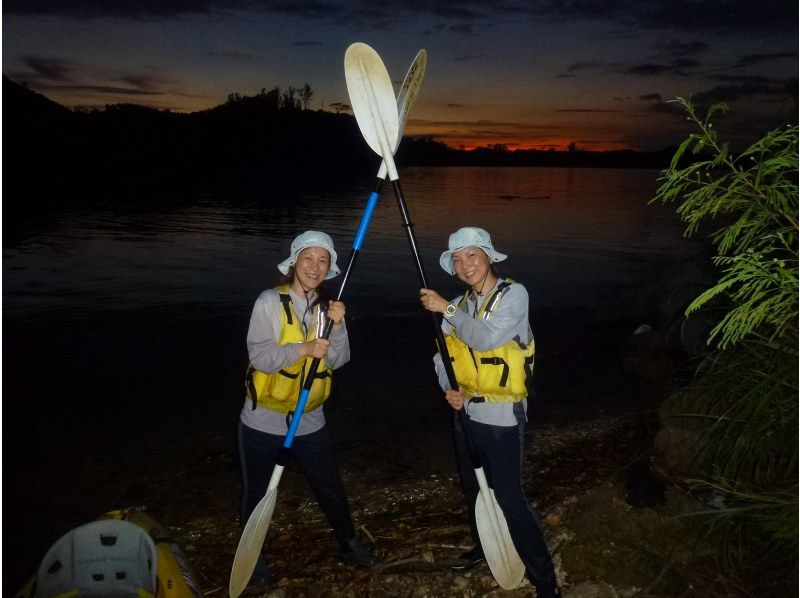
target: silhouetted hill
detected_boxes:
[3,77,675,211]
[3,75,72,121]
[2,77,379,206]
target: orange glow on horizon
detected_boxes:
[437,137,632,152]
[404,122,635,152]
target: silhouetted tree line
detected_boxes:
[394,136,676,169]
[3,76,676,212]
[225,83,315,111]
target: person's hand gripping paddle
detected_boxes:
[344,42,526,591]
[228,48,427,598]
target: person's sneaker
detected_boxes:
[450,545,485,572]
[340,537,377,566]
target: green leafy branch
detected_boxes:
[654,96,798,349]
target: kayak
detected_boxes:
[15,507,203,597]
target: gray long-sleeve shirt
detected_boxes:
[433,279,531,427]
[240,287,350,436]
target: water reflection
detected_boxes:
[3,167,697,321]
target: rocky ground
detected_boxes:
[126,408,784,597]
[6,291,792,596]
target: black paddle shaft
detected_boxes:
[390,179,482,467]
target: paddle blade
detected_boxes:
[396,49,427,142]
[473,468,526,590]
[229,465,284,598]
[344,42,400,180]
[377,48,427,180]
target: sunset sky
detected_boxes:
[3,1,797,151]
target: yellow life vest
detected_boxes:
[443,280,535,403]
[245,285,333,413]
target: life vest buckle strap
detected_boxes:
[480,356,510,387]
[278,369,300,379]
[279,292,294,325]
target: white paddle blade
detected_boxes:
[473,468,526,590]
[397,49,427,139]
[344,42,400,180]
[377,48,427,180]
[229,465,285,598]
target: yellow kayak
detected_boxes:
[16,507,202,597]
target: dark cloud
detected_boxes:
[734,52,797,67]
[268,1,340,19]
[693,80,798,104]
[662,40,709,57]
[118,74,170,90]
[455,54,484,62]
[625,59,698,77]
[566,61,603,73]
[636,92,684,115]
[626,63,671,76]
[23,56,74,81]
[530,0,798,33]
[9,0,795,35]
[708,74,785,85]
[34,83,164,95]
[449,23,476,35]
[638,98,685,116]
[3,0,234,19]
[2,0,345,20]
[293,41,324,47]
[205,50,260,62]
[558,61,611,78]
[373,0,503,20]
[670,58,700,69]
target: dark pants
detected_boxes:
[454,409,558,594]
[238,421,355,549]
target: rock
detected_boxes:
[545,513,561,526]
[653,391,709,477]
[621,330,679,382]
[623,461,666,508]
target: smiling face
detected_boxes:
[290,246,330,292]
[451,246,497,292]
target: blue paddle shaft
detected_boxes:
[281,179,384,451]
[283,389,309,448]
[354,192,379,250]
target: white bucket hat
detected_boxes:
[439,227,507,275]
[277,230,341,279]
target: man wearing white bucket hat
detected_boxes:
[420,227,561,597]
[238,230,375,587]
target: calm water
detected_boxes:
[4,167,697,320]
[3,166,705,586]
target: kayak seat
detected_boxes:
[36,519,157,597]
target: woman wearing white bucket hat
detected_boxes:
[420,227,561,597]
[238,230,375,587]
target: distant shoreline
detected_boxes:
[4,75,676,209]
